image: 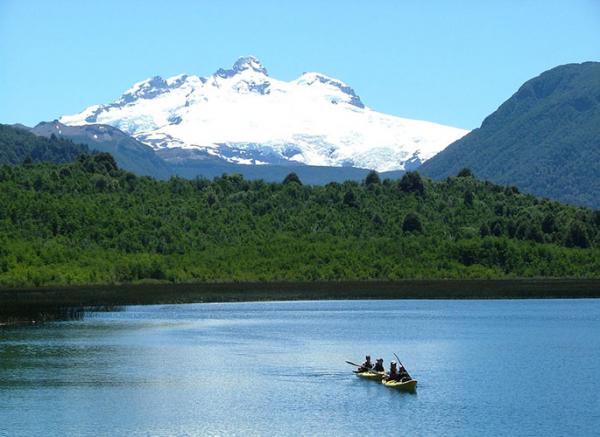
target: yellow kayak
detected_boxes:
[382,378,418,391]
[354,370,386,381]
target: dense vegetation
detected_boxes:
[420,62,600,208]
[1,154,599,287]
[0,124,89,165]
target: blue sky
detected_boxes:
[1,0,599,129]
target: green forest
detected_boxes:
[1,154,599,287]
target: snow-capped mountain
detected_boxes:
[60,56,468,172]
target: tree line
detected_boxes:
[0,153,599,286]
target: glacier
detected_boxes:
[60,56,468,172]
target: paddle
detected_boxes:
[346,360,379,375]
[393,353,404,368]
[393,352,412,380]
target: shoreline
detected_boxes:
[2,279,600,324]
[2,279,600,307]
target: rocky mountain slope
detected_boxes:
[60,56,467,172]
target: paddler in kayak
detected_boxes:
[373,358,385,372]
[385,361,400,381]
[357,355,373,372]
[398,364,412,382]
[385,361,412,382]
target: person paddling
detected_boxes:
[373,358,385,372]
[386,361,399,381]
[358,355,373,372]
[398,363,412,382]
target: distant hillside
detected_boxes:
[8,121,403,183]
[165,150,404,184]
[420,62,600,208]
[0,124,89,165]
[29,121,172,179]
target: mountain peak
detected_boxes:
[60,58,469,172]
[233,56,267,74]
[215,56,268,78]
[296,72,365,108]
[120,76,168,104]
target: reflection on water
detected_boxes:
[1,300,600,436]
[0,305,123,324]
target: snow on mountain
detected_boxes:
[60,56,468,172]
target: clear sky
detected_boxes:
[1,0,599,129]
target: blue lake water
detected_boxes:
[1,299,600,436]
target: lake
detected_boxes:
[1,299,599,436]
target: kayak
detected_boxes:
[354,370,386,381]
[382,378,417,392]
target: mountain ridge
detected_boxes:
[26,121,172,178]
[3,122,403,184]
[420,61,600,208]
[60,56,468,172]
[0,124,89,165]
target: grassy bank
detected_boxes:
[2,279,600,309]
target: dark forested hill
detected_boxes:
[29,121,172,179]
[420,62,600,208]
[1,156,599,287]
[1,124,89,165]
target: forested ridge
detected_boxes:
[0,124,90,165]
[420,62,600,208]
[1,154,599,287]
